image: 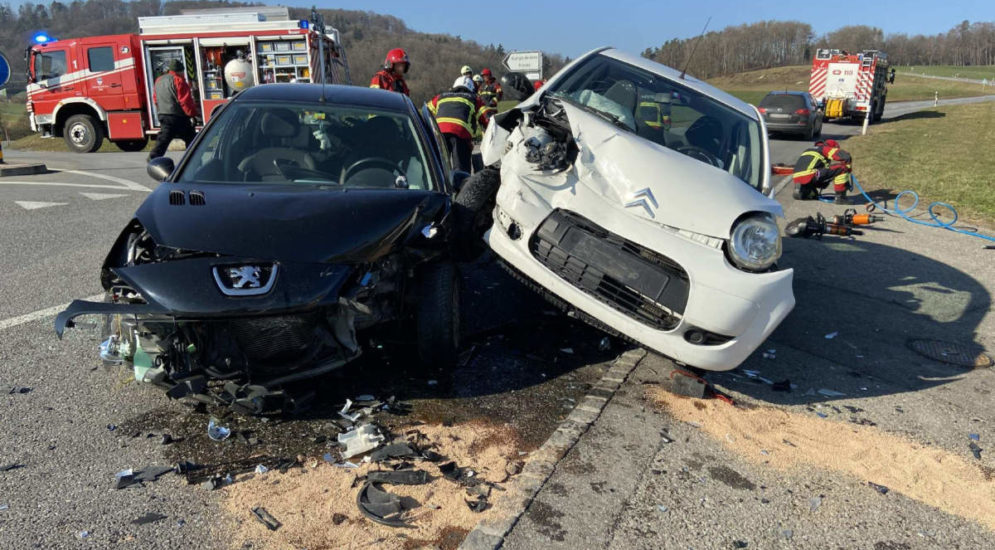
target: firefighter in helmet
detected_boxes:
[428,76,489,173]
[478,68,502,107]
[370,48,410,96]
[149,59,199,160]
[792,139,853,204]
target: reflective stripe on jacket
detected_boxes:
[369,69,410,96]
[428,90,488,140]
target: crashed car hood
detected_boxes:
[135,184,449,263]
[561,102,781,239]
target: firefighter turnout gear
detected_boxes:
[428,83,489,172]
[369,68,410,96]
[792,139,853,202]
[479,68,503,107]
[150,63,199,160]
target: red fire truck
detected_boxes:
[809,48,889,123]
[25,7,350,153]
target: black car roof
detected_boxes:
[765,91,808,96]
[234,84,413,112]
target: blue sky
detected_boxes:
[292,0,994,57]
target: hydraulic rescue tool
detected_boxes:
[785,212,863,239]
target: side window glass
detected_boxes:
[87,47,115,73]
[40,51,67,80]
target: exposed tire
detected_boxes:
[415,262,461,369]
[115,138,149,152]
[453,167,501,261]
[872,97,885,122]
[64,114,104,153]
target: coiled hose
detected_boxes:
[814,174,995,242]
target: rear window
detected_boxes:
[760,94,805,109]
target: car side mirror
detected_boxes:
[147,157,175,182]
[452,170,470,193]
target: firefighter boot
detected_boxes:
[834,191,848,205]
[793,184,818,201]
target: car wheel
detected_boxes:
[415,262,461,368]
[115,138,149,152]
[453,167,501,261]
[64,114,104,153]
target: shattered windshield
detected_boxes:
[178,102,435,190]
[548,54,763,190]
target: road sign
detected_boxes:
[503,50,543,81]
[0,51,10,88]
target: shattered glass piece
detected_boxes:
[817,389,846,397]
[782,530,793,540]
[816,412,828,419]
[207,418,231,442]
[251,507,282,531]
[825,332,838,339]
[969,433,981,441]
[560,347,574,354]
[255,464,269,474]
[323,453,335,464]
[78,531,89,539]
[334,462,360,469]
[355,394,376,403]
[742,370,760,378]
[656,504,668,513]
[107,424,117,431]
[0,504,8,511]
[0,463,25,472]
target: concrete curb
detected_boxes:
[0,163,47,177]
[459,347,648,550]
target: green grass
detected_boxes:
[844,101,995,225]
[708,65,993,106]
[894,65,995,81]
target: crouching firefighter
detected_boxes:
[792,139,853,204]
[428,77,489,173]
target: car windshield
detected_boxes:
[548,54,764,191]
[177,102,435,190]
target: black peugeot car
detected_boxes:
[55,84,468,413]
[758,91,823,139]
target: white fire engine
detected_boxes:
[809,49,889,123]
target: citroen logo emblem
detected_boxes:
[624,188,659,218]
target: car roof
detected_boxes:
[765,91,808,96]
[234,84,413,112]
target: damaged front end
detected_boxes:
[58,186,452,413]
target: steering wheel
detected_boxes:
[340,157,403,186]
[272,159,336,183]
[675,145,723,168]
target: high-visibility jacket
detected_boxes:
[369,69,410,96]
[153,71,198,117]
[479,80,502,106]
[428,89,489,141]
[637,101,671,130]
[792,145,851,187]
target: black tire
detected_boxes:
[115,137,149,152]
[453,167,501,261]
[64,114,104,153]
[415,262,461,368]
[872,97,885,122]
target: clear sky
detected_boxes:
[283,0,994,58]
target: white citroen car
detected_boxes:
[471,47,794,371]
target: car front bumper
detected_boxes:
[486,180,795,371]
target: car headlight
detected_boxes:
[727,213,781,272]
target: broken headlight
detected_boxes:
[727,213,781,272]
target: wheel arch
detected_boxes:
[53,99,107,138]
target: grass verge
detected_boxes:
[895,65,995,81]
[708,65,994,105]
[844,101,995,225]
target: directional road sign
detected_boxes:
[0,51,11,88]
[503,50,543,81]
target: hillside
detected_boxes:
[708,65,994,105]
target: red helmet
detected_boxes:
[533,80,544,91]
[384,48,409,73]
[481,68,493,77]
[824,139,840,148]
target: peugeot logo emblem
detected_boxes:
[624,188,659,218]
[213,264,278,296]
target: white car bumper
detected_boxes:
[486,179,795,371]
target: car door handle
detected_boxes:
[110,83,121,88]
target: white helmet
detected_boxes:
[453,76,475,92]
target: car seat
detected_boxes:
[237,109,316,181]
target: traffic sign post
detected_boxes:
[0,50,11,89]
[502,50,543,81]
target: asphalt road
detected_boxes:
[2,95,994,549]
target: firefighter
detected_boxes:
[370,48,410,96]
[149,59,199,161]
[792,139,853,204]
[428,76,488,173]
[478,68,502,107]
[460,65,473,80]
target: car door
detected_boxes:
[83,43,125,111]
[420,104,454,185]
[30,47,72,118]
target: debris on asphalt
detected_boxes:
[160,434,174,445]
[825,331,838,339]
[8,386,32,394]
[656,504,668,513]
[969,433,980,441]
[816,412,829,419]
[868,482,889,495]
[426,380,438,386]
[356,482,407,527]
[367,469,430,485]
[732,541,748,548]
[370,442,417,462]
[207,418,231,442]
[809,496,822,512]
[817,389,846,397]
[332,513,347,525]
[114,469,138,490]
[338,399,363,423]
[107,424,117,431]
[131,512,167,525]
[77,530,89,539]
[771,379,792,392]
[969,442,983,460]
[0,504,9,511]
[465,495,488,512]
[255,464,269,474]
[0,463,24,472]
[337,424,384,459]
[251,507,282,531]
[598,337,612,351]
[560,347,575,354]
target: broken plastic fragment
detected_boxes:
[255,464,269,474]
[357,482,408,527]
[132,512,167,525]
[355,394,376,402]
[0,504,8,511]
[251,507,282,531]
[560,347,574,354]
[367,469,430,485]
[338,399,363,423]
[969,442,983,460]
[465,495,488,512]
[656,504,668,513]
[370,443,417,462]
[337,424,385,459]
[78,531,89,539]
[207,418,231,442]
[868,482,889,495]
[825,332,838,339]
[816,412,828,419]
[969,433,981,441]
[742,370,760,378]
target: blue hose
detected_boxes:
[843,175,995,242]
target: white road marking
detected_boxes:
[80,192,129,201]
[15,200,67,210]
[0,181,146,191]
[0,293,105,332]
[48,168,152,192]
